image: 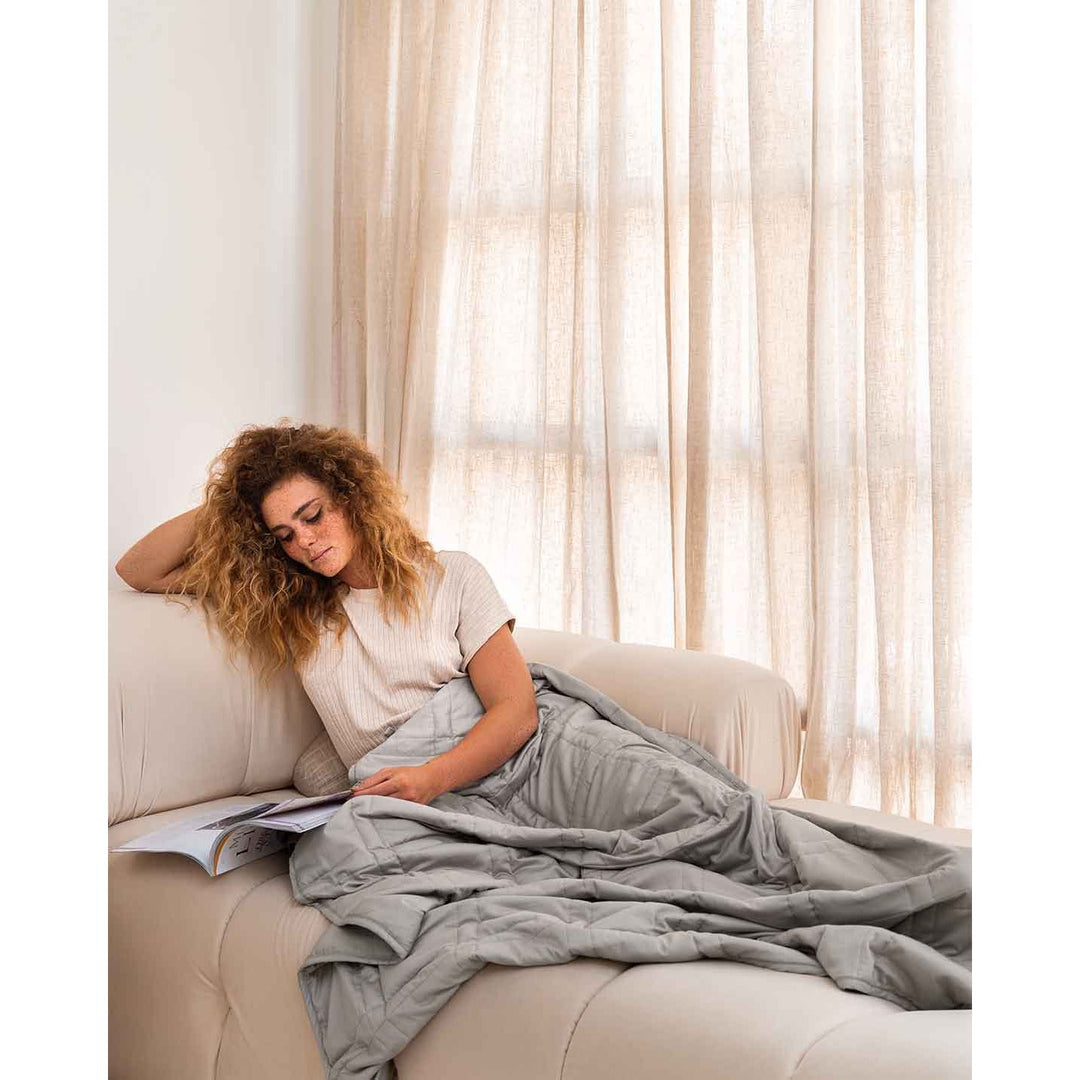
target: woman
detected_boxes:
[115,421,538,805]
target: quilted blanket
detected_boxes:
[290,664,971,1080]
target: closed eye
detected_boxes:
[274,507,323,543]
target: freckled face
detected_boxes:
[260,474,357,578]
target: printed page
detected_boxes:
[110,800,263,870]
[211,825,289,874]
[110,795,351,874]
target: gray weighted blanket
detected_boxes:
[290,663,971,1080]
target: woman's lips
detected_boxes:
[312,547,331,564]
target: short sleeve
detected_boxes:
[453,553,516,669]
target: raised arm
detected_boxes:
[114,507,200,593]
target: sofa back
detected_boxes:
[110,592,799,825]
[109,591,324,825]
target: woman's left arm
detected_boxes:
[351,624,537,804]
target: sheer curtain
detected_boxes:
[330,0,971,827]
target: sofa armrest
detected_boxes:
[770,798,972,847]
[109,591,324,825]
[515,628,801,799]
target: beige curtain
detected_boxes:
[331,0,971,827]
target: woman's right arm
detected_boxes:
[114,507,200,593]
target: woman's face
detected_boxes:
[260,474,357,579]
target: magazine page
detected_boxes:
[249,799,350,834]
[111,800,264,872]
[205,797,352,872]
[211,824,290,875]
[251,790,352,817]
[111,794,355,875]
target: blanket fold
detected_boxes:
[291,663,971,1080]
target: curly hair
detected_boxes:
[167,421,442,679]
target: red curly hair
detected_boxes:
[168,421,442,678]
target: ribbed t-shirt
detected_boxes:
[297,550,516,768]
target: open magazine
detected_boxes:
[110,790,352,876]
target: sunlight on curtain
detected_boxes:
[331,0,971,826]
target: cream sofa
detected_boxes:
[109,590,971,1080]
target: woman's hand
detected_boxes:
[350,763,447,805]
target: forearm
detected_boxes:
[351,627,538,805]
[114,507,200,591]
[428,697,538,794]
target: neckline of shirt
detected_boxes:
[343,550,457,603]
[346,586,381,602]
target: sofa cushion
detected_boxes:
[217,873,329,1080]
[108,792,314,1080]
[396,959,628,1080]
[771,797,972,847]
[559,961,903,1080]
[791,1010,971,1080]
[109,592,325,824]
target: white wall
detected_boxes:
[109,0,338,585]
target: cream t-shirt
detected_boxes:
[298,550,516,768]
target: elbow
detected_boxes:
[114,557,151,592]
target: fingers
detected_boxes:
[366,781,401,795]
[352,768,393,791]
[353,779,397,795]
[352,769,403,797]
[355,768,391,787]
[350,767,429,804]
